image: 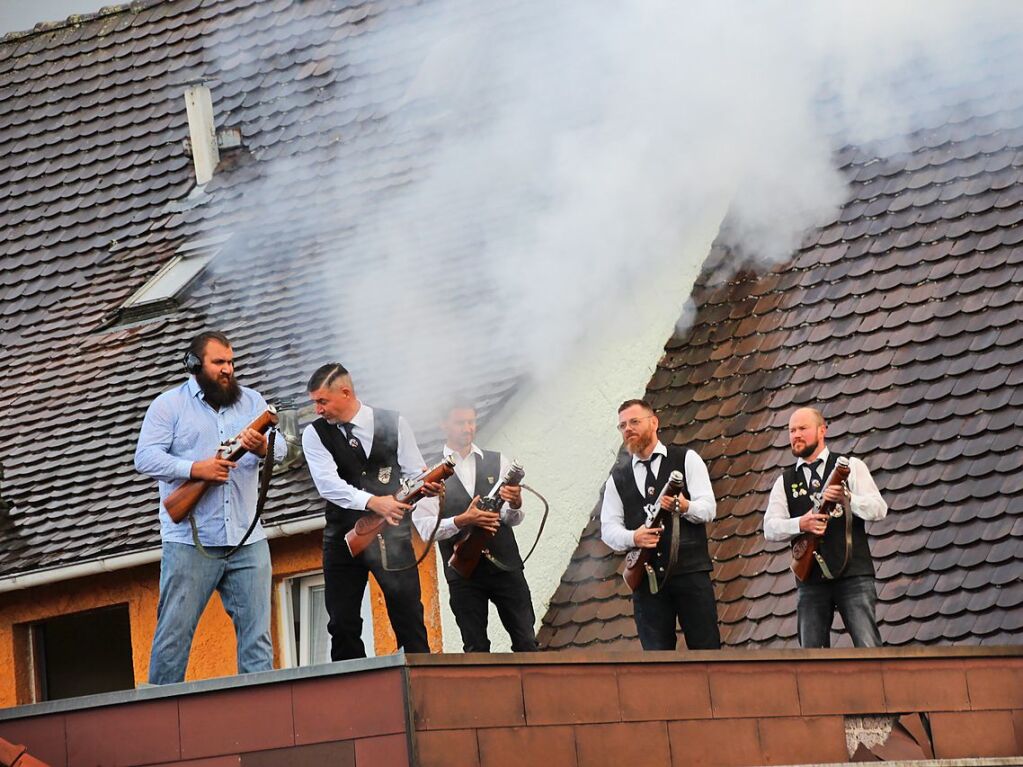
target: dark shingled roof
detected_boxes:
[0,0,519,577]
[539,69,1023,650]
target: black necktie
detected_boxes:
[806,459,823,492]
[639,457,658,499]
[341,422,365,459]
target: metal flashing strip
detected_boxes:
[0,652,407,721]
[0,515,326,593]
[775,761,1023,767]
[403,644,1023,666]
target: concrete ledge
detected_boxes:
[0,652,405,721]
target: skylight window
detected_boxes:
[112,233,231,324]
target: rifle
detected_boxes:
[790,456,852,582]
[448,461,525,579]
[163,406,279,524]
[622,469,685,594]
[345,454,457,557]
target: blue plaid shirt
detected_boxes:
[134,376,286,546]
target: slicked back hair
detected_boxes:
[307,363,351,392]
[618,398,654,415]
[188,331,232,361]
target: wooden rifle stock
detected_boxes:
[163,407,279,524]
[622,470,685,593]
[790,457,851,581]
[448,461,525,579]
[344,455,457,557]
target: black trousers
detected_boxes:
[631,570,721,650]
[447,567,537,652]
[322,528,430,661]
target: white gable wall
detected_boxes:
[434,208,728,652]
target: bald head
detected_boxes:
[790,407,824,428]
[788,407,826,460]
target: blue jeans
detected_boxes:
[797,574,882,648]
[149,539,273,684]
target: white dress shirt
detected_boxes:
[599,441,717,553]
[412,444,524,542]
[301,403,427,510]
[763,447,888,541]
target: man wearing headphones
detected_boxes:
[135,331,286,684]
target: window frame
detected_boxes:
[110,233,232,324]
[277,570,375,669]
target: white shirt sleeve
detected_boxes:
[301,424,373,510]
[847,456,888,521]
[764,475,802,541]
[600,476,635,552]
[396,415,428,480]
[411,494,460,544]
[411,495,462,542]
[682,449,716,524]
[499,453,525,527]
[400,418,452,541]
[763,456,888,543]
[414,450,524,542]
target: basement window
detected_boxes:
[277,572,375,667]
[113,233,231,324]
[18,604,135,703]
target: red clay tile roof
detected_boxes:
[0,735,50,767]
[0,0,519,577]
[539,92,1023,649]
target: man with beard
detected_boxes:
[412,400,538,653]
[600,399,720,650]
[135,331,286,684]
[303,362,439,661]
[764,407,887,648]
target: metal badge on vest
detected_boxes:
[612,446,712,591]
[345,454,457,558]
[313,409,407,560]
[790,456,852,581]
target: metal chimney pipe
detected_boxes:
[183,83,220,186]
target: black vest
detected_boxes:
[783,452,874,582]
[312,409,412,564]
[610,446,712,576]
[437,449,524,582]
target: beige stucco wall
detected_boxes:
[434,212,726,652]
[0,531,443,707]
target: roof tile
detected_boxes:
[542,38,1023,649]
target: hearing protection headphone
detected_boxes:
[183,350,202,375]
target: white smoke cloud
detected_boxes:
[206,0,1023,419]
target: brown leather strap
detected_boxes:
[189,430,276,560]
[380,492,445,572]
